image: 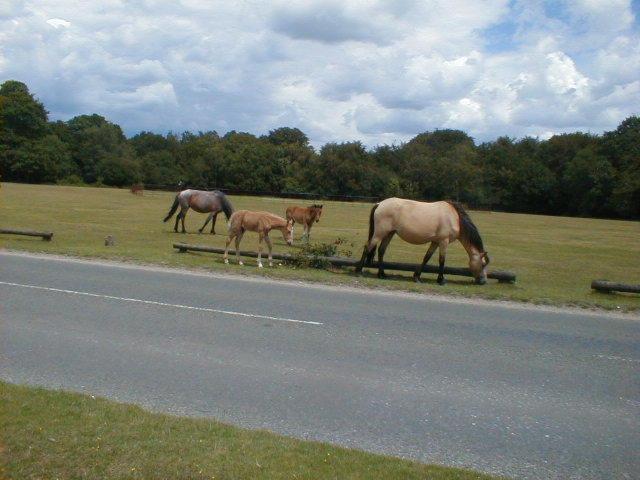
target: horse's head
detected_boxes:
[469,251,490,285]
[313,204,323,222]
[283,219,294,246]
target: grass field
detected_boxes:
[0,382,498,480]
[1,182,639,310]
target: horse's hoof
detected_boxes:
[437,278,447,286]
[377,272,387,279]
[413,275,422,283]
[239,261,244,266]
[269,262,273,267]
[258,263,263,268]
[224,259,229,264]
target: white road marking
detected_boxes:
[594,354,640,364]
[0,281,322,326]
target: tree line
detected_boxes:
[1,79,638,218]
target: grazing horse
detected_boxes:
[224,210,293,268]
[163,189,234,234]
[285,204,323,242]
[355,198,490,285]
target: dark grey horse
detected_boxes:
[163,189,234,234]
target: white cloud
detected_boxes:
[0,0,637,146]
[46,18,70,28]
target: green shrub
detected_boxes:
[288,238,354,269]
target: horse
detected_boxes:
[355,198,490,285]
[224,210,293,268]
[163,189,234,234]
[285,204,323,242]
[130,184,143,195]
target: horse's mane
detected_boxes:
[447,201,484,252]
[213,190,234,220]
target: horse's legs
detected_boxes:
[356,244,371,273]
[437,240,449,285]
[234,231,244,265]
[257,233,265,268]
[180,207,188,233]
[173,211,181,232]
[414,242,438,282]
[224,232,236,264]
[265,234,274,267]
[210,213,219,234]
[302,223,310,243]
[305,222,312,242]
[356,231,384,273]
[199,213,213,233]
[376,232,395,279]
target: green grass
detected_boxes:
[1,182,639,310]
[0,381,499,480]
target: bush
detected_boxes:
[287,238,353,269]
[57,174,85,186]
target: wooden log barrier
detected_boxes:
[591,280,640,294]
[173,243,517,283]
[0,228,53,241]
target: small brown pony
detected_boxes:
[163,189,234,234]
[355,198,490,285]
[224,210,294,268]
[285,204,323,242]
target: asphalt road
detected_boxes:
[1,251,638,479]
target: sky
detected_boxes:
[1,0,639,147]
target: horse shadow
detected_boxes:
[350,269,475,286]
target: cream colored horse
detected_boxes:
[355,198,489,284]
[224,210,293,268]
[285,204,323,242]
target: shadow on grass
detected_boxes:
[351,269,476,287]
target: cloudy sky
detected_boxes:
[1,0,638,147]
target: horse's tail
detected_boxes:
[365,203,379,262]
[163,194,180,222]
[217,191,234,221]
[448,201,484,252]
[367,203,378,244]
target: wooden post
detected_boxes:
[172,243,517,283]
[591,280,640,294]
[0,228,53,241]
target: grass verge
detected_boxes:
[0,381,499,480]
[1,183,639,310]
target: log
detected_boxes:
[0,228,53,241]
[173,243,516,283]
[591,280,640,294]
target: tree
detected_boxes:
[66,114,134,184]
[406,129,475,156]
[266,127,309,147]
[610,161,640,218]
[5,135,72,183]
[602,116,640,171]
[312,142,386,196]
[562,147,615,216]
[0,80,48,141]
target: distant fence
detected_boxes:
[142,183,384,203]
